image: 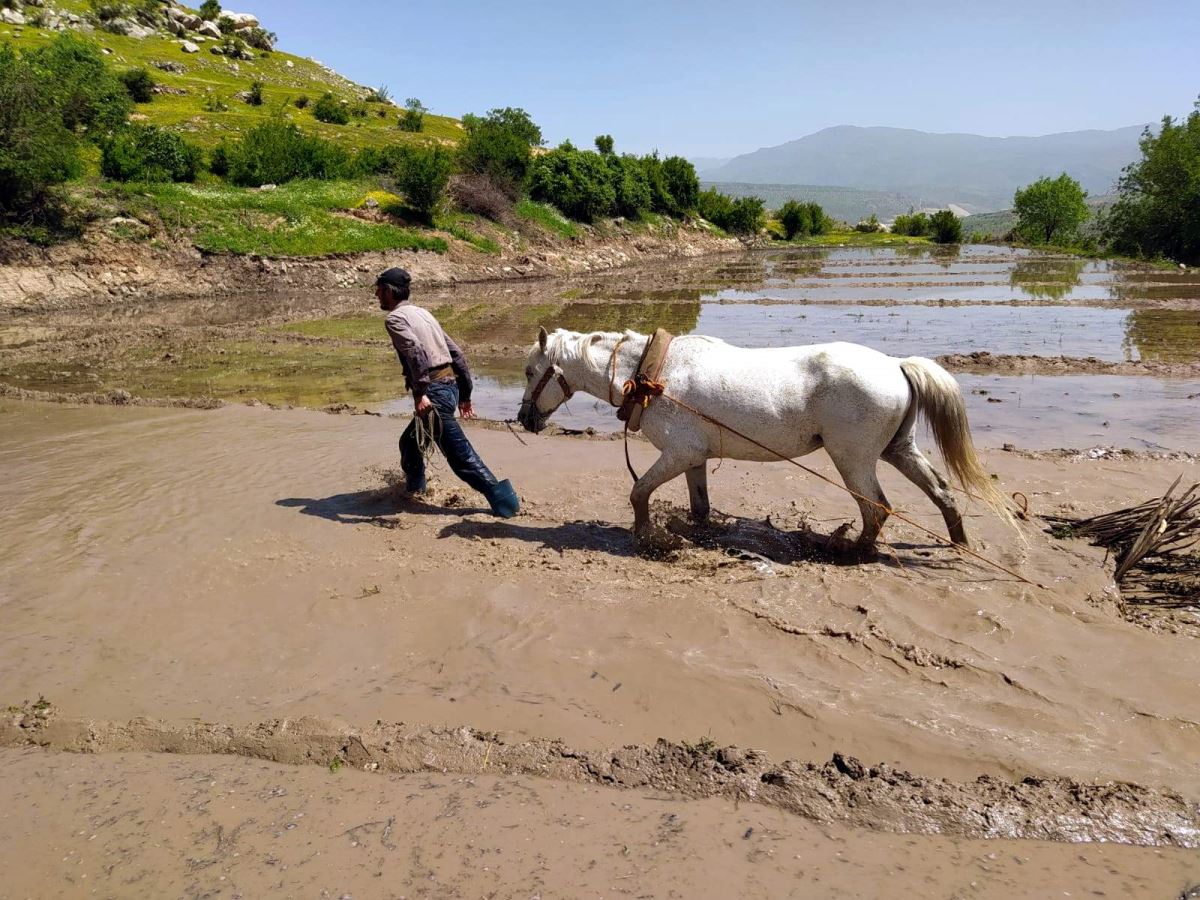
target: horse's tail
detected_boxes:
[898,356,1014,528]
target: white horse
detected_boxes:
[517,327,1009,552]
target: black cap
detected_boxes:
[376,267,411,290]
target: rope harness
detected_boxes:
[605,333,1039,588]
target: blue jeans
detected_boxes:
[400,380,498,496]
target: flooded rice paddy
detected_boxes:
[2,245,1199,449]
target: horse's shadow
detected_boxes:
[277,487,958,573]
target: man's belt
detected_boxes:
[426,364,455,381]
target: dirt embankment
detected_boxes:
[4,704,1197,848]
[0,222,740,310]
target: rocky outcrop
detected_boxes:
[0,7,26,25]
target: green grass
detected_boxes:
[434,212,502,255]
[1,12,463,152]
[516,199,579,239]
[107,179,448,256]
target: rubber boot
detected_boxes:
[486,479,519,518]
[405,474,426,494]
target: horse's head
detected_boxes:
[517,326,574,433]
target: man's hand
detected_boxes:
[415,394,433,416]
[458,400,476,419]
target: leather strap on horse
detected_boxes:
[617,328,673,432]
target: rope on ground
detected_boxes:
[621,379,1040,588]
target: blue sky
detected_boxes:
[244,0,1199,158]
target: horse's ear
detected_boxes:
[589,333,604,345]
[538,326,548,351]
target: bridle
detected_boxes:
[524,362,573,414]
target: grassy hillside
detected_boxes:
[0,2,461,152]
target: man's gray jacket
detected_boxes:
[384,302,473,401]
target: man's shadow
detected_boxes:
[276,487,488,526]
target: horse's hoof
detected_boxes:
[633,525,683,557]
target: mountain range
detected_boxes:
[697,125,1145,213]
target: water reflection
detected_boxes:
[1009,258,1086,301]
[1123,309,1200,363]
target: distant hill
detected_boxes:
[703,125,1144,212]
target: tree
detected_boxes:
[1013,173,1089,244]
[1105,99,1200,265]
[391,143,453,224]
[247,79,264,106]
[891,210,930,237]
[930,209,962,244]
[198,0,221,20]
[26,33,130,136]
[594,134,614,155]
[398,97,425,133]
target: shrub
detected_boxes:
[26,33,130,137]
[930,209,962,244]
[778,200,808,238]
[243,27,276,52]
[447,173,515,224]
[698,188,762,234]
[365,84,391,104]
[198,0,220,20]
[661,155,699,215]
[640,153,674,215]
[891,210,930,237]
[226,118,349,186]
[217,14,236,34]
[312,92,349,125]
[609,154,651,219]
[120,67,155,103]
[398,97,424,132]
[294,94,310,109]
[247,79,264,106]
[0,44,82,226]
[458,107,541,195]
[100,124,201,182]
[529,142,616,222]
[201,93,229,112]
[390,143,454,224]
[209,141,231,176]
[1013,173,1089,245]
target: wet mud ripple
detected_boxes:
[5,704,1196,849]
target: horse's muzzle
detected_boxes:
[517,402,546,434]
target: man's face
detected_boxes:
[375,284,398,311]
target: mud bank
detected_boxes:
[0,223,739,309]
[3,704,1198,848]
[4,750,1196,900]
[939,350,1200,378]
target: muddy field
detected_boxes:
[2,246,1200,896]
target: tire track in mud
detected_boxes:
[4,702,1197,849]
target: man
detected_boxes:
[376,267,519,518]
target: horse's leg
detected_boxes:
[631,452,697,542]
[827,449,891,554]
[685,464,710,523]
[883,437,968,546]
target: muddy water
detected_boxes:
[3,401,1200,793]
[5,245,1198,450]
